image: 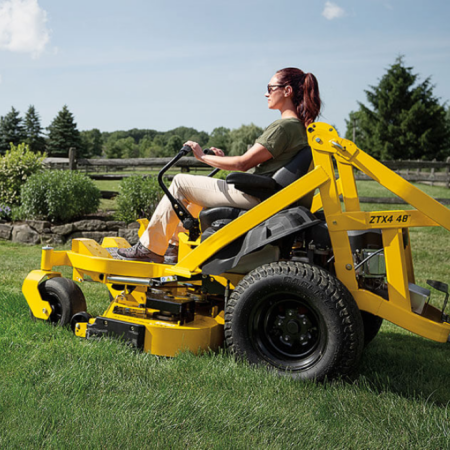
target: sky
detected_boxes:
[1,0,450,137]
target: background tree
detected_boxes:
[164,135,183,157]
[80,128,103,158]
[24,105,46,153]
[207,127,231,153]
[0,107,27,155]
[229,123,263,156]
[345,56,450,160]
[46,105,83,157]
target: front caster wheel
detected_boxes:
[37,278,87,326]
[225,262,364,381]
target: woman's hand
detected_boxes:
[209,147,225,157]
[184,141,225,161]
[184,141,204,161]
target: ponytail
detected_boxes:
[276,68,321,126]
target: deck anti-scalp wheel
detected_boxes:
[225,261,364,381]
[37,278,87,326]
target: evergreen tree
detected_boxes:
[345,56,450,160]
[24,105,46,153]
[0,107,27,155]
[46,105,83,157]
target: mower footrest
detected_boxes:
[86,318,145,349]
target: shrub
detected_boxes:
[0,205,12,221]
[115,175,163,223]
[0,143,46,206]
[20,170,101,222]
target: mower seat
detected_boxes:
[199,146,313,232]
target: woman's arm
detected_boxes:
[184,141,272,172]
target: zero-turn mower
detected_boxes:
[22,122,450,381]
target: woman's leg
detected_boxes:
[139,174,260,255]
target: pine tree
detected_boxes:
[24,105,47,153]
[0,107,27,155]
[345,56,450,160]
[46,105,83,157]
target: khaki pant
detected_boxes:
[139,174,260,255]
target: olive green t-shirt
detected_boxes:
[252,118,308,176]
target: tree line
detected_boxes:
[0,105,264,160]
[1,57,449,161]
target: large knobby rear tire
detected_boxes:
[225,262,364,381]
[37,278,87,326]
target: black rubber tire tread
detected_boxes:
[361,311,383,347]
[38,277,87,326]
[224,261,364,381]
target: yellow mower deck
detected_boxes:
[22,122,450,358]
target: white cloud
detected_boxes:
[322,1,346,20]
[0,0,50,58]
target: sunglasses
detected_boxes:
[267,84,286,94]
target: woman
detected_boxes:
[118,67,321,262]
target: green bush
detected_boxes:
[20,170,101,222]
[0,143,46,206]
[115,175,163,223]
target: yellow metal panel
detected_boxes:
[72,239,112,258]
[101,237,130,249]
[337,161,360,212]
[326,210,439,231]
[382,228,411,311]
[22,270,61,319]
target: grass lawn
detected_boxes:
[1,183,450,448]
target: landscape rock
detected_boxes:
[118,228,139,244]
[52,223,74,235]
[73,220,107,232]
[26,220,52,234]
[41,234,65,245]
[105,221,127,231]
[128,222,140,229]
[12,224,41,245]
[0,224,12,240]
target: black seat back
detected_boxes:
[272,145,312,188]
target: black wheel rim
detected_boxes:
[249,292,327,371]
[46,293,63,325]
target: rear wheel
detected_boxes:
[37,278,87,326]
[225,262,364,381]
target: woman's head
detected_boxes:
[267,68,321,126]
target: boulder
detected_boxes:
[73,220,107,232]
[52,223,74,235]
[105,221,127,231]
[0,224,12,240]
[12,224,40,245]
[26,220,52,234]
[118,228,139,244]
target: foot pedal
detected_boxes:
[427,280,449,322]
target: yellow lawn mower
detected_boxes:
[22,122,450,381]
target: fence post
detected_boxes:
[430,158,436,186]
[68,147,77,171]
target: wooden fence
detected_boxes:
[43,150,450,205]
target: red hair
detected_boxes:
[276,68,321,126]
